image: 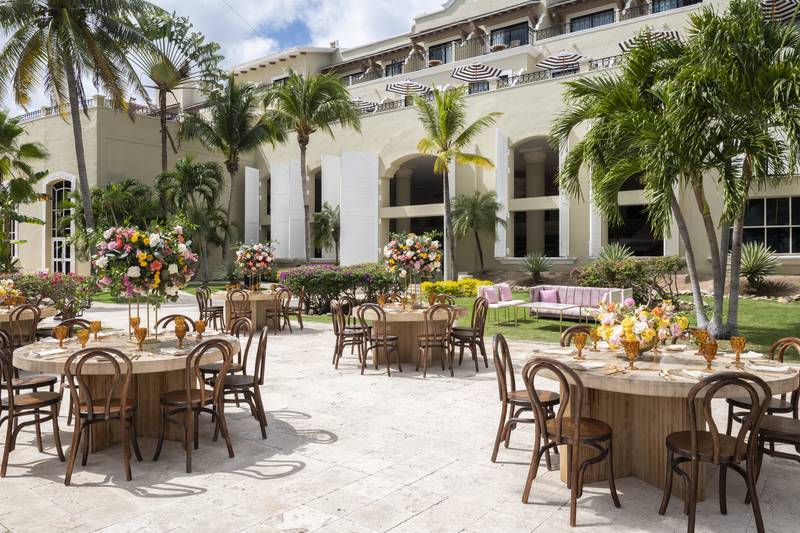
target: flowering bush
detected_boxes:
[0,279,21,304]
[594,299,689,348]
[421,278,492,298]
[280,263,397,313]
[0,272,98,317]
[92,225,197,302]
[234,242,276,275]
[383,233,442,279]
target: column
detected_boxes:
[558,142,571,257]
[243,167,260,244]
[521,149,546,253]
[494,128,510,258]
[588,179,603,257]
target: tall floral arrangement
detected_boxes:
[234,242,276,275]
[0,279,21,305]
[383,233,443,280]
[595,298,688,348]
[92,225,197,302]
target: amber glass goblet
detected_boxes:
[75,328,90,348]
[377,294,386,308]
[589,328,600,351]
[130,316,141,339]
[134,327,148,351]
[701,341,718,371]
[174,323,187,348]
[195,319,206,341]
[90,320,101,341]
[623,340,641,370]
[427,293,436,306]
[730,336,746,370]
[52,325,68,348]
[694,329,709,355]
[573,332,588,360]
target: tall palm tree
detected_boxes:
[0,0,156,231]
[181,74,285,259]
[414,87,500,280]
[263,69,361,262]
[311,202,340,263]
[0,110,49,271]
[132,11,222,173]
[156,156,227,282]
[451,191,505,272]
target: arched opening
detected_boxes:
[509,137,560,257]
[383,155,444,239]
[48,179,73,273]
[607,174,663,256]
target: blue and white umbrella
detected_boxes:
[451,63,502,82]
[536,50,583,70]
[385,79,431,96]
[761,0,798,22]
[618,29,681,53]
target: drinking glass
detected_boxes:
[75,328,89,348]
[90,320,101,341]
[427,293,436,307]
[694,330,709,355]
[573,332,588,360]
[52,325,68,348]
[130,316,141,339]
[701,341,718,371]
[175,323,187,348]
[730,335,746,370]
[134,327,148,351]
[623,340,641,370]
[195,319,206,341]
[377,294,386,308]
[589,328,600,352]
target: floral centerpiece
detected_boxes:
[383,233,443,306]
[0,279,21,306]
[595,298,688,350]
[92,225,197,303]
[234,242,276,289]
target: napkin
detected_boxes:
[747,363,791,373]
[160,347,188,356]
[570,360,606,371]
[33,348,67,358]
[41,337,61,344]
[683,369,714,380]
[665,344,685,352]
[542,347,576,357]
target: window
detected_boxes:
[653,0,701,13]
[272,76,288,86]
[4,218,17,258]
[50,180,72,273]
[341,72,362,86]
[570,9,615,33]
[428,41,455,64]
[740,196,800,254]
[467,81,489,94]
[608,205,663,256]
[384,60,403,77]
[513,209,559,257]
[490,22,531,48]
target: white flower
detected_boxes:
[633,322,647,335]
[95,255,109,269]
[399,269,407,278]
[178,243,188,254]
[102,228,114,239]
[405,238,414,246]
[148,233,161,247]
[168,263,178,275]
[126,266,141,278]
[165,285,179,296]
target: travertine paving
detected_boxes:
[1,297,798,532]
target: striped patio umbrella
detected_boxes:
[385,79,431,96]
[351,98,377,112]
[536,50,584,70]
[618,29,681,53]
[451,63,502,82]
[761,0,798,21]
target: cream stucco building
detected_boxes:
[11,0,800,277]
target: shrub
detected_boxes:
[571,255,686,305]
[279,263,397,313]
[420,278,492,299]
[598,243,634,262]
[0,272,99,317]
[739,242,779,290]
[523,252,552,283]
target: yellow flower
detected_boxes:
[143,237,150,246]
[131,233,139,243]
[659,319,670,329]
[621,317,634,330]
[625,332,636,341]
[641,328,656,342]
[677,316,689,329]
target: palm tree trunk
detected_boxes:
[669,190,708,327]
[201,244,210,283]
[64,58,95,231]
[335,238,340,264]
[442,168,455,280]
[725,159,752,337]
[159,89,168,173]
[473,228,485,272]
[299,137,311,263]
[691,175,724,335]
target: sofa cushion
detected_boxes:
[497,283,514,302]
[530,285,623,307]
[540,289,559,303]
[482,286,499,304]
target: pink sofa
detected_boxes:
[528,285,628,320]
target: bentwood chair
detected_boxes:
[0,329,58,393]
[226,289,251,329]
[0,346,64,478]
[199,317,250,381]
[491,334,559,464]
[208,326,269,439]
[521,357,620,527]
[451,296,489,372]
[435,294,456,305]
[153,339,234,473]
[339,295,370,341]
[726,338,799,436]
[64,348,141,485]
[659,372,770,533]
[265,288,293,333]
[331,300,365,371]
[560,324,592,348]
[155,314,197,332]
[416,304,455,377]
[196,287,224,331]
[8,304,41,349]
[286,286,305,331]
[51,318,92,426]
[357,303,401,376]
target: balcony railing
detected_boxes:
[16,98,174,124]
[589,54,624,70]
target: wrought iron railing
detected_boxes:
[496,70,551,89]
[589,54,624,71]
[533,24,568,41]
[16,98,173,123]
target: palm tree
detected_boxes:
[414,87,500,280]
[311,202,341,263]
[451,191,505,272]
[0,0,156,231]
[0,110,49,271]
[181,74,285,259]
[156,156,227,282]
[263,69,361,262]
[132,11,222,173]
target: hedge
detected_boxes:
[420,278,492,298]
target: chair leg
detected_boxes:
[80,425,90,466]
[34,410,43,452]
[491,402,508,463]
[50,404,65,462]
[747,457,765,533]
[63,420,82,485]
[130,414,143,462]
[184,409,192,474]
[120,417,132,481]
[193,410,200,450]
[253,390,268,439]
[297,312,304,330]
[470,341,479,372]
[153,407,167,461]
[522,436,542,504]
[216,404,235,459]
[687,459,699,533]
[569,444,580,527]
[659,451,674,515]
[478,338,488,368]
[726,402,734,436]
[719,464,728,514]
[606,438,621,508]
[1,413,14,478]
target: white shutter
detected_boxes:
[244,167,260,244]
[494,128,510,258]
[340,151,379,265]
[270,162,291,258]
[321,154,342,259]
[289,160,306,259]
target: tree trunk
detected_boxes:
[159,89,168,173]
[442,167,455,280]
[64,59,95,231]
[691,175,724,335]
[335,238,340,264]
[222,159,238,263]
[299,137,311,263]
[200,244,210,283]
[473,227,485,272]
[725,158,752,337]
[669,190,708,327]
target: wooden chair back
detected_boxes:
[338,295,359,325]
[156,314,197,331]
[0,330,10,350]
[54,318,91,337]
[196,287,212,312]
[768,337,800,404]
[0,346,15,410]
[435,294,456,305]
[471,296,489,334]
[423,303,454,346]
[64,348,132,422]
[330,299,346,337]
[227,289,250,317]
[9,304,41,346]
[561,325,592,347]
[523,357,583,444]
[276,288,292,312]
[246,326,269,386]
[687,372,771,464]
[357,303,388,345]
[492,333,517,402]
[187,339,232,408]
[294,287,305,310]
[229,317,254,369]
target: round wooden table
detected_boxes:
[357,304,468,365]
[211,290,279,330]
[14,332,240,452]
[531,345,799,501]
[0,305,57,335]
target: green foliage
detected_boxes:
[452,191,505,271]
[739,242,780,289]
[311,202,341,261]
[1,272,99,317]
[420,278,492,298]
[523,252,552,283]
[279,263,398,313]
[572,255,686,304]
[598,243,634,263]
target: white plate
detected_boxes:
[721,351,763,360]
[747,363,791,373]
[542,347,576,357]
[683,369,715,380]
[202,331,221,337]
[665,344,686,352]
[32,348,67,358]
[160,347,189,356]
[570,360,606,371]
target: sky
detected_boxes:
[2,0,445,113]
